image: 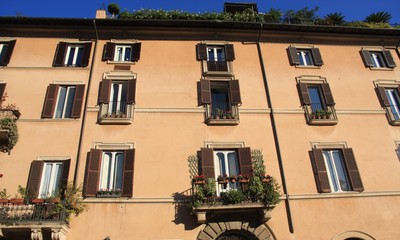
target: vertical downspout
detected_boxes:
[73,19,99,187]
[256,23,294,233]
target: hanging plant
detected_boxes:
[0,117,19,153]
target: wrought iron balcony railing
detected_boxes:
[0,203,66,224]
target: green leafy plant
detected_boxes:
[0,188,10,199]
[0,117,19,153]
[221,190,246,205]
[53,182,88,223]
[107,3,120,18]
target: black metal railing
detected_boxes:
[207,61,229,72]
[0,203,66,223]
[103,101,129,118]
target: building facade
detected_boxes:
[0,9,400,240]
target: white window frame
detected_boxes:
[213,149,239,196]
[297,49,314,66]
[53,85,76,119]
[369,51,386,68]
[207,45,225,62]
[108,81,127,115]
[38,162,63,198]
[64,45,84,66]
[322,149,351,193]
[99,151,124,191]
[114,45,132,62]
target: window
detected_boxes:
[26,160,70,200]
[98,78,136,124]
[196,43,235,73]
[200,147,252,196]
[102,42,141,62]
[376,85,400,124]
[311,147,363,193]
[288,46,323,67]
[361,49,396,69]
[297,79,337,125]
[199,79,241,125]
[53,42,92,67]
[42,84,85,119]
[0,83,5,100]
[84,148,135,198]
[0,40,16,66]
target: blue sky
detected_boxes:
[1,0,399,24]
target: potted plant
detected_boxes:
[192,175,205,185]
[9,185,25,205]
[215,108,224,119]
[221,189,246,205]
[217,175,229,184]
[0,188,10,205]
[237,174,250,183]
[53,182,88,223]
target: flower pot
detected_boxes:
[238,179,249,183]
[9,198,24,205]
[217,180,229,184]
[194,180,205,185]
[0,199,8,205]
[32,198,45,204]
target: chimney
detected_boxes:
[96,9,107,19]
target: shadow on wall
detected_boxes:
[172,189,199,230]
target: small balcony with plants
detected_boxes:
[0,98,20,154]
[0,183,87,240]
[188,150,281,224]
[305,104,338,125]
[98,101,134,124]
[205,104,239,125]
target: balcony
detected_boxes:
[305,104,338,125]
[203,61,234,77]
[205,104,239,125]
[0,108,20,153]
[0,203,69,240]
[98,101,134,125]
[190,175,280,224]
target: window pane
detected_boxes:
[99,153,111,189]
[211,82,230,116]
[323,151,339,192]
[114,153,124,190]
[115,47,123,61]
[124,47,132,61]
[0,44,9,62]
[64,87,76,118]
[216,152,226,176]
[66,47,76,65]
[385,89,400,120]
[39,164,53,197]
[75,47,84,65]
[51,163,63,196]
[331,151,350,191]
[227,152,239,176]
[308,86,324,111]
[55,87,67,118]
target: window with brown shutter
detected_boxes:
[311,148,363,193]
[196,43,235,74]
[53,42,92,67]
[361,49,396,69]
[84,148,136,198]
[41,84,85,119]
[287,46,323,67]
[297,79,338,125]
[375,85,400,125]
[26,160,70,201]
[0,40,16,66]
[102,42,141,62]
[198,80,241,125]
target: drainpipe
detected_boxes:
[73,19,99,187]
[256,23,295,233]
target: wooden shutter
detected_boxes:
[42,84,59,118]
[196,43,207,61]
[342,148,364,192]
[311,48,323,66]
[376,87,390,107]
[80,42,92,67]
[238,147,253,177]
[60,160,71,195]
[224,44,235,61]
[122,149,135,197]
[0,83,5,99]
[53,42,68,67]
[298,83,311,105]
[361,50,374,67]
[26,161,44,201]
[131,43,141,62]
[0,40,16,66]
[229,80,242,105]
[200,148,215,179]
[71,85,85,118]
[311,149,331,193]
[199,79,211,104]
[84,149,102,197]
[288,47,300,65]
[99,79,112,104]
[321,83,335,106]
[127,79,137,104]
[382,50,396,68]
[103,42,116,61]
